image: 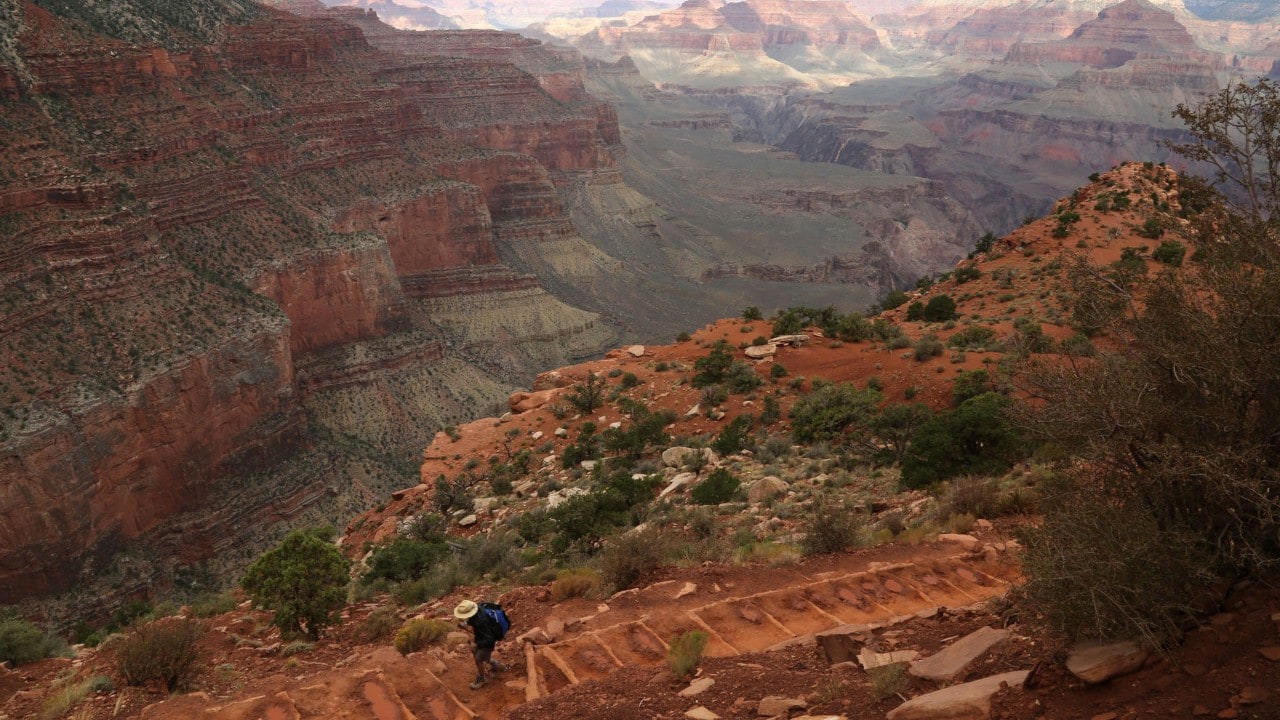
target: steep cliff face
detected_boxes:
[0,1,625,615]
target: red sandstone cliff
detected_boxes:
[0,1,623,615]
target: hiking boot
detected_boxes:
[469,675,488,690]
[490,660,508,673]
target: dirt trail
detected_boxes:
[139,545,1015,720]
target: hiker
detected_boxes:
[454,599,509,689]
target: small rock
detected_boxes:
[554,427,568,437]
[531,430,544,440]
[769,334,809,346]
[679,677,715,697]
[709,410,725,420]
[546,617,565,642]
[674,582,697,600]
[517,627,550,645]
[758,696,806,716]
[1258,646,1280,661]
[458,514,478,527]
[1218,710,1238,719]
[580,460,597,470]
[937,533,980,551]
[974,518,993,529]
[858,647,920,670]
[685,707,720,720]
[609,421,622,429]
[627,345,645,357]
[1238,686,1270,705]
[685,404,701,417]
[1091,713,1118,720]
[1192,706,1210,716]
[1066,641,1149,684]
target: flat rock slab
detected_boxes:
[887,670,1029,720]
[685,707,720,720]
[679,677,715,697]
[816,623,878,664]
[860,648,921,670]
[1066,641,1149,684]
[910,626,1010,682]
[758,696,806,716]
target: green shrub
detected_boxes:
[599,528,666,589]
[691,468,741,505]
[116,618,204,692]
[761,395,781,425]
[947,325,997,350]
[801,500,864,555]
[393,618,451,655]
[912,334,944,361]
[741,306,763,320]
[566,372,606,412]
[905,301,925,321]
[867,663,909,701]
[954,266,981,284]
[1152,239,1186,266]
[190,592,237,618]
[900,393,1026,489]
[0,617,67,666]
[881,289,909,310]
[666,630,708,679]
[711,414,754,455]
[789,383,881,443]
[1137,217,1164,239]
[951,369,993,407]
[619,372,640,389]
[676,331,692,342]
[362,538,448,585]
[691,342,736,388]
[241,529,350,640]
[923,295,958,322]
[551,568,602,600]
[41,675,111,720]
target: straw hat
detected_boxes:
[454,599,479,620]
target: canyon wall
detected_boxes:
[0,1,624,616]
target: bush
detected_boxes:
[691,342,735,388]
[947,325,997,350]
[900,393,1026,489]
[801,500,864,555]
[42,675,111,720]
[923,295,958,322]
[939,476,1002,519]
[1152,239,1186,266]
[954,266,981,284]
[905,301,925,321]
[363,538,448,585]
[1137,217,1165,239]
[881,289,909,311]
[190,592,237,618]
[241,529,350,640]
[951,369,994,407]
[551,568,602,601]
[355,606,400,643]
[789,383,881,443]
[912,334,944,361]
[691,468,741,505]
[619,372,640,389]
[566,373,606,412]
[1019,482,1214,648]
[741,306,763,320]
[116,618,204,692]
[393,618,452,655]
[667,630,708,679]
[599,528,665,589]
[0,618,67,666]
[868,663,909,701]
[711,414,754,456]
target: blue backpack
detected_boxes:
[479,602,510,639]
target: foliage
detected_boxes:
[801,500,865,555]
[947,325,997,350]
[881,289,909,310]
[602,407,675,459]
[547,472,660,553]
[691,341,734,387]
[789,383,881,444]
[951,369,994,407]
[741,305,763,320]
[900,393,1025,488]
[953,265,982,284]
[867,402,933,464]
[566,372,606,412]
[561,422,601,469]
[1137,217,1165,239]
[190,592,237,618]
[599,528,666,589]
[710,414,754,455]
[115,618,204,692]
[1152,239,1186,266]
[760,395,781,425]
[868,663,909,701]
[1018,482,1214,648]
[362,538,448,585]
[912,334,944,361]
[691,468,741,505]
[551,568,602,601]
[666,630,708,679]
[241,529,350,640]
[354,606,400,643]
[0,617,67,665]
[393,619,452,655]
[922,295,958,322]
[905,301,925,321]
[971,231,996,256]
[433,473,478,515]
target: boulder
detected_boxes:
[744,344,777,359]
[660,472,698,498]
[545,617,565,642]
[458,514,478,527]
[678,677,715,697]
[747,476,788,503]
[886,670,1029,720]
[627,345,646,357]
[909,626,1011,682]
[770,334,810,346]
[1066,641,1149,684]
[663,446,697,467]
[758,696,806,716]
